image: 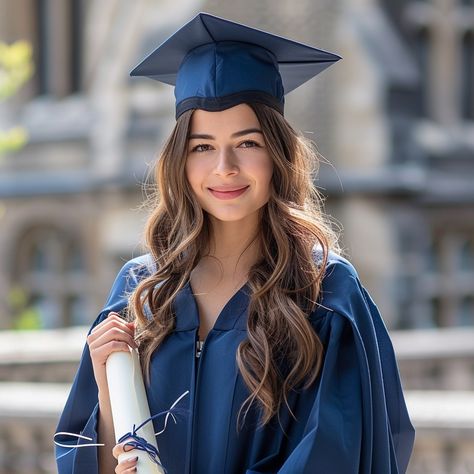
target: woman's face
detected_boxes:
[185,103,273,224]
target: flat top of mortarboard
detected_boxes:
[129,12,342,95]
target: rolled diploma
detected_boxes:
[106,347,164,474]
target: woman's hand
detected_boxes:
[87,312,138,472]
[87,312,137,398]
[113,441,138,473]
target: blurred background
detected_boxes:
[0,0,473,472]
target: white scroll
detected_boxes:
[106,348,164,474]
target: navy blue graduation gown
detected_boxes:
[55,251,415,473]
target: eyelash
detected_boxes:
[190,140,260,153]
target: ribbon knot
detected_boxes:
[117,400,190,472]
[54,389,190,472]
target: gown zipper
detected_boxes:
[187,329,207,474]
[195,339,204,359]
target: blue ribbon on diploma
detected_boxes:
[54,390,190,471]
[118,390,190,471]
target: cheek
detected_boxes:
[185,160,199,191]
[185,160,210,199]
[255,158,274,191]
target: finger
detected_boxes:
[90,340,134,366]
[88,332,138,360]
[119,455,139,467]
[91,312,133,336]
[88,322,136,351]
[90,313,133,336]
[89,325,137,352]
[113,444,139,472]
[112,441,127,459]
[118,467,137,474]
[115,461,138,474]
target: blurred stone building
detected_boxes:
[0,0,473,473]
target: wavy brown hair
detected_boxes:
[128,102,341,431]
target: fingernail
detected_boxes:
[133,456,138,461]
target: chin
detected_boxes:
[210,213,250,222]
[205,207,254,223]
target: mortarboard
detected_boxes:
[130,12,341,119]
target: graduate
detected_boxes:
[55,12,415,474]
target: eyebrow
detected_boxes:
[187,128,263,140]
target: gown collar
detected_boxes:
[173,280,250,332]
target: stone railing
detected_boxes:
[405,390,474,473]
[0,382,69,474]
[391,328,474,473]
[0,327,86,383]
[391,327,474,391]
[0,327,86,473]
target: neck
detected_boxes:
[201,212,262,279]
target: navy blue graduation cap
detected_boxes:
[130,12,341,119]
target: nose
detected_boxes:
[214,147,239,176]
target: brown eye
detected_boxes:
[191,144,212,152]
[239,140,259,148]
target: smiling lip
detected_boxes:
[208,185,249,200]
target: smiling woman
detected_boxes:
[55,12,415,474]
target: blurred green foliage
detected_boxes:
[0,41,36,327]
[0,40,34,154]
[7,286,42,330]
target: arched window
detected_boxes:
[12,225,90,328]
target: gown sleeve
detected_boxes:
[273,257,415,474]
[54,256,152,474]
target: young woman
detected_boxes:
[55,12,415,474]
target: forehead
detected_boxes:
[189,103,261,132]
